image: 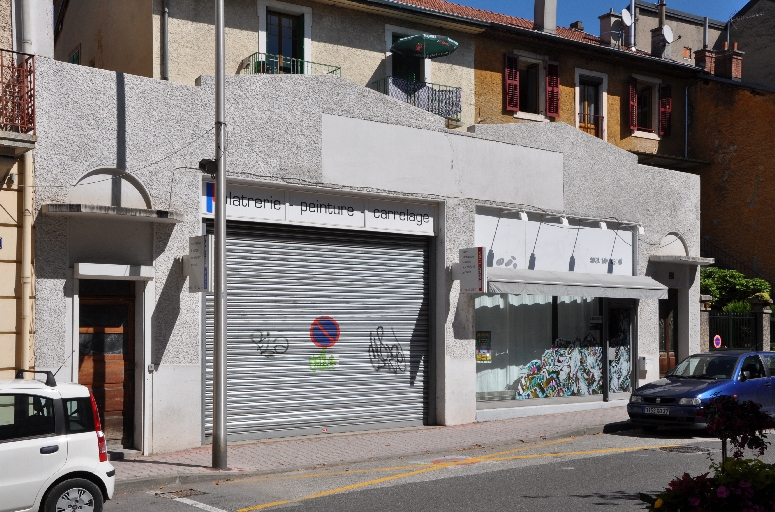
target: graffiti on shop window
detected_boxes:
[511,335,603,399]
[250,332,289,357]
[368,326,406,373]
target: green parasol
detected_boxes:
[389,34,459,59]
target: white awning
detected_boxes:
[487,268,668,300]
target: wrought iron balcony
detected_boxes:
[0,50,35,134]
[578,112,603,139]
[369,77,462,122]
[239,52,341,77]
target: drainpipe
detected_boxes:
[684,79,700,159]
[629,0,636,48]
[162,0,169,80]
[19,0,33,373]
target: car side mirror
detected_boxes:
[739,370,751,382]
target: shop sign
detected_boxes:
[202,182,436,236]
[460,247,487,293]
[589,316,603,331]
[188,235,213,293]
[475,212,633,275]
[476,331,492,363]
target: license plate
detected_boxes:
[643,407,669,415]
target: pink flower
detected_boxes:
[717,486,730,498]
[690,497,701,507]
[739,481,752,488]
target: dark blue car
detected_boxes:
[627,351,775,430]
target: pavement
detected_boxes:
[112,405,630,492]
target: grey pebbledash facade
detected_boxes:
[32,57,701,454]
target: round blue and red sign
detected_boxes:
[713,334,722,349]
[310,316,340,348]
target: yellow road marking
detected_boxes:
[235,439,678,512]
[233,439,573,486]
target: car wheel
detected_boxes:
[642,425,658,433]
[43,478,103,512]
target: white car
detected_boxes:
[0,370,115,512]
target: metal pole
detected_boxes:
[629,0,635,49]
[212,0,228,470]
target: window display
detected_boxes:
[476,294,631,401]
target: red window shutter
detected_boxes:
[504,54,519,112]
[629,76,638,131]
[545,61,560,118]
[659,84,672,136]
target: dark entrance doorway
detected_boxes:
[78,280,135,448]
[659,288,679,376]
[606,301,633,394]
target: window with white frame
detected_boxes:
[384,25,431,83]
[257,0,312,70]
[574,68,608,140]
[503,51,559,121]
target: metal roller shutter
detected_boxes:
[204,221,430,440]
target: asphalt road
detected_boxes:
[107,428,775,511]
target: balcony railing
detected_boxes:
[369,77,462,122]
[239,52,341,77]
[0,50,34,134]
[578,112,603,139]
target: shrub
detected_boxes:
[705,395,774,463]
[700,267,771,309]
[722,300,751,313]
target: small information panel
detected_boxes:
[189,235,214,293]
[476,331,492,363]
[460,247,486,293]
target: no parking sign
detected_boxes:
[713,334,722,349]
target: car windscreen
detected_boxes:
[666,355,739,380]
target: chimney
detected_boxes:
[599,9,622,47]
[650,0,671,59]
[534,0,557,35]
[694,48,717,75]
[716,43,744,81]
[658,0,666,28]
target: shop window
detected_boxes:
[475,295,612,401]
[629,75,671,137]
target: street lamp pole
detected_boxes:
[212,0,228,470]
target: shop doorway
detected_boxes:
[78,280,135,448]
[659,288,679,376]
[606,301,633,394]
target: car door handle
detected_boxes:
[40,445,59,454]
[766,382,772,386]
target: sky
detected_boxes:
[451,1,752,36]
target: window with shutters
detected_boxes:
[504,51,552,121]
[629,74,667,140]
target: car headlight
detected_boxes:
[678,398,701,406]
[630,395,643,403]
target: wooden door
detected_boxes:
[78,298,134,447]
[659,288,678,376]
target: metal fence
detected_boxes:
[771,316,775,350]
[369,76,462,121]
[0,50,35,134]
[709,312,756,350]
[239,52,341,77]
